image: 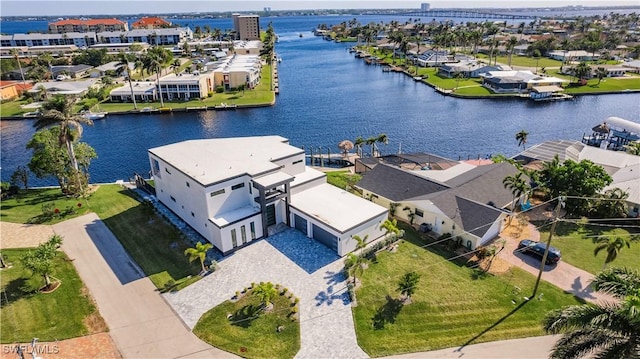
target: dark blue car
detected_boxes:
[517,239,561,265]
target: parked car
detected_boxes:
[517,239,561,265]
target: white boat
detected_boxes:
[22,111,41,118]
[82,111,107,120]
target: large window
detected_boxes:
[415,209,424,217]
[250,222,256,240]
[241,225,247,244]
[231,229,237,248]
[232,183,245,190]
[210,189,225,197]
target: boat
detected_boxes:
[82,111,107,120]
[299,33,303,38]
[413,76,423,81]
[22,111,41,118]
[140,107,157,113]
[214,103,237,110]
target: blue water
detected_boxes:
[1,15,640,186]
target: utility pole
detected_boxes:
[531,196,565,298]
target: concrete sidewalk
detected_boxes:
[54,213,236,359]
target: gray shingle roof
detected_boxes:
[355,163,449,201]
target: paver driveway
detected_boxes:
[165,229,368,359]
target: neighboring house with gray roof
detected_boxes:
[355,162,518,249]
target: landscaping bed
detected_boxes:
[193,284,300,359]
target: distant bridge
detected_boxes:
[391,10,537,20]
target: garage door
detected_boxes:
[312,224,338,251]
[294,214,307,235]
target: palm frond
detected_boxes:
[592,267,640,298]
[543,304,619,333]
[551,329,617,359]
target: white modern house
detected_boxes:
[148,136,388,256]
[157,72,215,100]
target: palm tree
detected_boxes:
[506,36,518,67]
[376,133,388,156]
[366,136,377,157]
[502,172,528,219]
[595,67,608,85]
[142,46,173,107]
[543,267,640,359]
[345,253,367,285]
[11,48,26,84]
[624,141,640,155]
[593,234,632,270]
[574,62,591,84]
[515,130,529,151]
[252,282,278,309]
[184,241,212,273]
[115,52,138,110]
[380,218,400,238]
[352,234,368,252]
[397,271,420,304]
[34,95,93,172]
[354,136,365,157]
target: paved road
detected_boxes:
[54,213,236,359]
[385,335,559,359]
[498,224,614,303]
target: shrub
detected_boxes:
[215,86,224,93]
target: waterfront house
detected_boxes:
[560,64,627,78]
[148,136,388,256]
[157,72,215,100]
[0,81,19,100]
[623,60,640,74]
[514,138,640,217]
[50,64,94,79]
[211,54,262,90]
[109,82,158,102]
[548,50,601,62]
[480,70,567,93]
[355,161,518,250]
[28,79,99,97]
[438,61,510,78]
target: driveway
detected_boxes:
[498,223,614,303]
[164,228,368,359]
[54,214,236,359]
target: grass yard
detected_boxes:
[0,249,105,343]
[0,188,92,224]
[538,222,640,275]
[421,68,484,90]
[352,223,584,357]
[326,171,361,191]
[475,54,562,68]
[193,287,300,359]
[1,185,201,290]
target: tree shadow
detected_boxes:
[1,277,32,305]
[372,295,404,330]
[230,304,263,328]
[458,299,530,349]
[315,285,349,306]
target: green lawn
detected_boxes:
[352,223,584,357]
[0,98,34,117]
[0,188,92,224]
[0,249,105,343]
[194,287,300,359]
[1,185,201,290]
[475,54,562,68]
[326,171,361,191]
[538,222,640,275]
[563,77,640,94]
[420,68,484,91]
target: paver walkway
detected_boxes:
[53,214,236,359]
[165,229,368,359]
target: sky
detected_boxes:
[1,0,638,17]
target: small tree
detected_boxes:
[20,235,63,290]
[184,241,212,273]
[397,271,420,304]
[253,282,278,309]
[10,166,29,190]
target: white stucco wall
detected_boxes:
[218,214,263,253]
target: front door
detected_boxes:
[266,204,276,226]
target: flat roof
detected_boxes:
[290,167,325,188]
[210,204,260,227]
[253,171,294,188]
[149,136,302,187]
[532,85,564,93]
[290,183,387,233]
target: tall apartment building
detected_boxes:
[232,14,260,41]
[48,18,129,33]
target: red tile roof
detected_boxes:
[132,17,171,27]
[0,81,17,88]
[50,18,126,26]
